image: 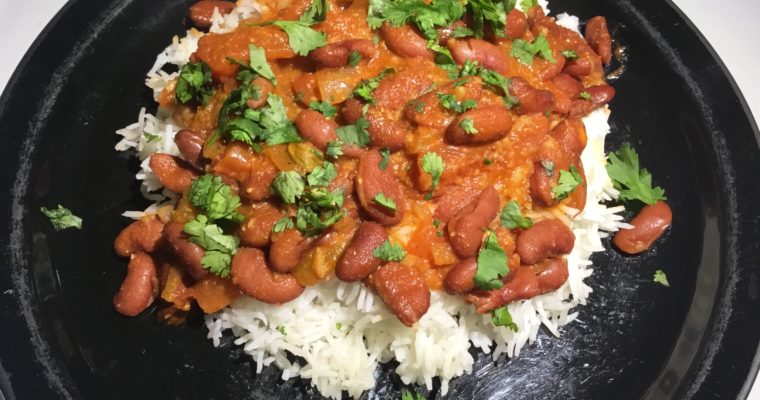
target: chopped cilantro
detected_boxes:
[606,143,667,205]
[218,89,301,148]
[348,51,362,67]
[400,389,426,400]
[468,0,508,38]
[483,158,493,165]
[336,322,343,330]
[552,165,583,201]
[379,148,391,170]
[268,20,327,56]
[367,0,465,39]
[373,240,407,262]
[354,68,394,103]
[540,159,554,177]
[307,161,337,187]
[519,0,538,11]
[460,118,477,134]
[143,131,162,143]
[436,93,477,113]
[474,231,509,290]
[421,152,444,199]
[183,215,239,277]
[325,140,344,158]
[451,25,475,38]
[175,61,213,105]
[491,306,519,331]
[510,34,555,65]
[336,117,371,148]
[309,100,337,118]
[561,49,578,60]
[40,205,82,231]
[272,171,306,204]
[579,91,591,100]
[272,217,295,233]
[188,174,244,223]
[246,44,277,84]
[300,0,328,24]
[277,325,287,335]
[654,270,670,287]
[373,193,398,211]
[500,200,533,229]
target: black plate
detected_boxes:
[1,0,760,399]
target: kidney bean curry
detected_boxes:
[112,0,672,326]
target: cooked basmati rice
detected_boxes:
[115,2,627,398]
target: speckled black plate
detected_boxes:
[1,0,759,399]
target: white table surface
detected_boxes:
[0,0,758,398]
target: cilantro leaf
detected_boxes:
[474,231,509,290]
[552,165,583,201]
[478,69,519,107]
[510,34,555,65]
[246,44,277,84]
[175,61,213,105]
[459,118,477,134]
[307,161,337,187]
[309,100,337,118]
[188,174,244,223]
[421,152,444,198]
[272,217,295,233]
[451,25,475,38]
[579,91,591,100]
[400,389,426,400]
[468,0,507,39]
[519,0,538,11]
[300,0,328,24]
[606,143,667,205]
[272,171,306,204]
[295,199,345,237]
[40,205,82,231]
[143,131,162,143]
[500,200,533,229]
[653,270,670,287]
[348,51,362,67]
[336,117,371,148]
[325,140,344,158]
[373,240,407,262]
[540,159,554,177]
[367,0,465,39]
[259,94,301,145]
[270,21,328,56]
[354,68,394,103]
[373,193,398,210]
[436,93,477,113]
[183,215,239,277]
[491,306,519,332]
[561,49,578,60]
[379,148,390,170]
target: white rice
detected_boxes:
[115,3,626,399]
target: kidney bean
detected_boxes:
[365,111,408,151]
[552,73,583,100]
[356,149,405,226]
[510,77,555,115]
[367,263,430,327]
[528,257,569,294]
[516,219,575,265]
[436,20,468,44]
[292,73,320,106]
[505,9,528,39]
[336,221,388,282]
[550,118,587,160]
[381,23,433,60]
[113,252,159,317]
[406,78,483,129]
[534,54,566,81]
[447,186,500,258]
[149,153,199,193]
[238,203,284,248]
[444,258,478,295]
[613,201,672,254]
[114,216,165,257]
[189,1,235,28]
[245,77,273,109]
[231,247,304,304]
[240,155,278,202]
[269,229,313,273]
[434,184,480,224]
[447,38,509,74]
[295,109,339,151]
[174,129,205,168]
[372,68,434,110]
[447,105,513,145]
[529,137,570,207]
[342,97,364,124]
[164,222,208,280]
[568,84,616,118]
[562,57,594,78]
[585,16,612,65]
[309,39,376,68]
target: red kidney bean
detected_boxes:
[336,221,388,282]
[245,77,273,109]
[295,109,339,151]
[231,247,304,304]
[113,252,159,317]
[164,222,208,280]
[551,73,583,100]
[174,128,205,168]
[342,97,364,124]
[447,105,513,145]
[562,57,594,78]
[365,111,408,151]
[447,38,509,74]
[505,9,528,39]
[534,54,566,81]
[149,153,199,193]
[510,77,555,115]
[356,149,405,226]
[405,77,483,129]
[367,263,430,327]
[309,39,376,68]
[114,216,165,257]
[292,73,320,106]
[550,118,587,160]
[381,23,433,60]
[434,184,480,224]
[447,186,500,258]
[238,203,284,248]
[516,219,575,265]
[189,0,235,28]
[568,84,616,118]
[585,16,612,65]
[613,201,672,254]
[444,258,478,295]
[529,137,570,207]
[240,155,278,202]
[372,68,434,110]
[269,229,313,273]
[436,20,468,44]
[528,257,569,294]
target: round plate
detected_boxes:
[1,0,759,399]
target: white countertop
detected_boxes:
[0,0,758,398]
